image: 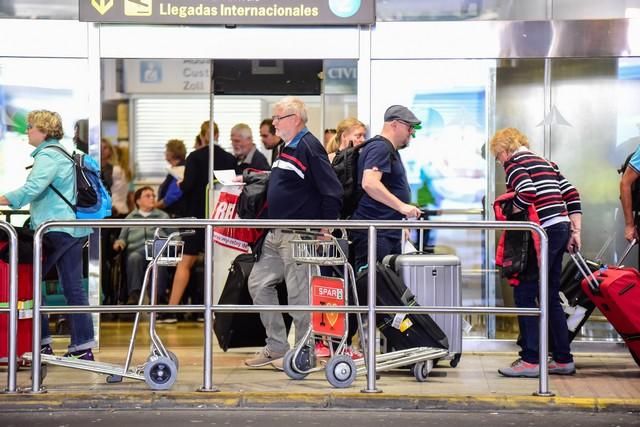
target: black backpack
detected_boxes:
[618,149,640,212]
[331,136,395,219]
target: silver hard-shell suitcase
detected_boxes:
[383,253,463,367]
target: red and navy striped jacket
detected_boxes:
[504,149,581,227]
[267,129,343,220]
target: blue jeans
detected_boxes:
[351,230,401,273]
[514,222,573,364]
[41,232,96,352]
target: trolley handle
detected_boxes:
[570,251,601,294]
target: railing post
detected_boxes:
[199,224,218,392]
[362,225,380,393]
[29,227,45,393]
[535,228,553,397]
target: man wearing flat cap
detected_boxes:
[350,105,423,271]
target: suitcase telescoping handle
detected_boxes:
[570,251,601,294]
[618,238,637,267]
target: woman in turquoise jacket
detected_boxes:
[0,110,96,360]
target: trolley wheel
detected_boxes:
[325,355,357,388]
[167,350,179,370]
[413,360,433,382]
[30,364,47,383]
[143,356,177,390]
[283,349,308,380]
[450,353,461,368]
[106,374,123,384]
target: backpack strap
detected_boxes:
[41,145,77,212]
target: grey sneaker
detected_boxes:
[548,360,576,375]
[498,358,539,378]
[244,347,285,368]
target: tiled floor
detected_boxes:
[9,320,639,402]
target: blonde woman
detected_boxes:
[326,117,367,162]
[0,110,95,359]
[490,127,582,378]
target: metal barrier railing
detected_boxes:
[20,218,549,396]
[0,221,19,393]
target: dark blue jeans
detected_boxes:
[41,232,96,352]
[514,222,573,364]
[351,230,401,273]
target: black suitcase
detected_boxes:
[214,253,291,351]
[356,262,449,352]
[559,256,600,343]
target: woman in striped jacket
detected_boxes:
[490,127,582,378]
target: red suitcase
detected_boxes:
[0,253,34,367]
[574,253,640,366]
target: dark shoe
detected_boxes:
[41,344,54,355]
[63,349,94,361]
[156,313,178,324]
[126,290,141,305]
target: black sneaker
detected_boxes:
[63,349,94,361]
[41,344,54,355]
[156,313,178,324]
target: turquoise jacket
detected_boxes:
[5,139,91,238]
[116,209,171,253]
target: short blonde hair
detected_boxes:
[489,128,530,157]
[231,123,252,139]
[28,110,64,140]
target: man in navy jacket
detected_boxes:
[244,97,343,369]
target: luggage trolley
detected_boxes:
[25,229,194,390]
[283,232,448,388]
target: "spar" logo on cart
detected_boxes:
[314,286,344,300]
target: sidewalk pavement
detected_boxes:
[2,344,639,413]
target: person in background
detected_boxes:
[326,117,367,162]
[100,138,114,192]
[620,145,640,243]
[244,96,343,370]
[230,123,270,174]
[156,139,187,218]
[113,186,170,307]
[490,127,582,378]
[73,120,88,154]
[0,109,96,360]
[165,120,236,321]
[260,118,284,165]
[111,144,134,216]
[323,128,337,150]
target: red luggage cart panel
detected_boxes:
[311,276,346,338]
[0,260,34,363]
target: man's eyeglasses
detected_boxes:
[272,113,296,122]
[396,120,421,138]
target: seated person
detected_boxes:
[113,186,170,305]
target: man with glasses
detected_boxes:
[259,118,284,165]
[350,105,423,271]
[244,96,343,369]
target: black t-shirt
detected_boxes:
[181,144,236,218]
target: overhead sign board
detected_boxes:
[80,0,375,25]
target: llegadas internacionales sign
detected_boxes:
[80,0,375,25]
